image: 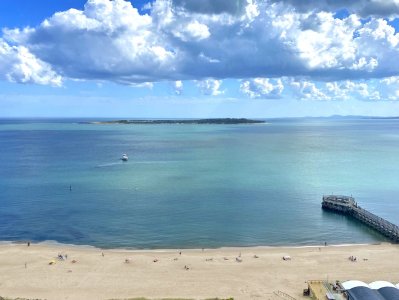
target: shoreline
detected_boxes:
[1,242,398,300]
[2,239,381,252]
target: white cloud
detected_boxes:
[243,0,260,22]
[351,57,379,71]
[382,76,399,85]
[4,0,174,84]
[1,0,399,87]
[197,79,223,95]
[325,81,355,100]
[174,80,183,94]
[171,20,210,42]
[289,78,387,101]
[342,81,381,100]
[353,19,399,75]
[240,78,284,98]
[0,39,61,86]
[288,12,392,73]
[294,13,358,69]
[379,76,399,100]
[130,82,153,88]
[291,79,330,100]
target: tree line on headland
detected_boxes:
[89,118,265,125]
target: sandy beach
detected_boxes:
[0,243,398,300]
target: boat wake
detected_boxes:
[96,162,124,168]
[133,160,180,164]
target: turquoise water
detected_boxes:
[0,118,398,248]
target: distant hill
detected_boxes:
[319,115,399,120]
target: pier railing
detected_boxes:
[351,206,399,241]
[322,195,399,243]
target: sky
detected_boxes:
[1,0,399,118]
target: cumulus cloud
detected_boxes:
[326,80,382,100]
[4,0,174,84]
[237,76,391,101]
[171,20,210,42]
[240,78,284,98]
[269,0,399,18]
[288,78,387,101]
[196,79,223,95]
[1,0,399,86]
[293,13,362,70]
[174,80,183,94]
[290,80,330,100]
[354,19,399,75]
[0,39,61,86]
[379,76,399,100]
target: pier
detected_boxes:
[322,195,399,243]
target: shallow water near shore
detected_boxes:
[0,118,398,249]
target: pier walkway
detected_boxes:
[322,195,399,243]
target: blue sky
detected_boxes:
[1,0,399,117]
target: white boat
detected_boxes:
[121,154,128,161]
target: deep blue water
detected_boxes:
[0,118,398,249]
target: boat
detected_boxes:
[121,154,128,161]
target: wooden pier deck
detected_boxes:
[322,195,399,243]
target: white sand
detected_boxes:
[0,242,398,300]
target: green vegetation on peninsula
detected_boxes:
[90,118,265,125]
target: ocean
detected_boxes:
[0,118,398,249]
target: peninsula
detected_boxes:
[89,118,265,125]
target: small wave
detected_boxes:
[37,240,98,249]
